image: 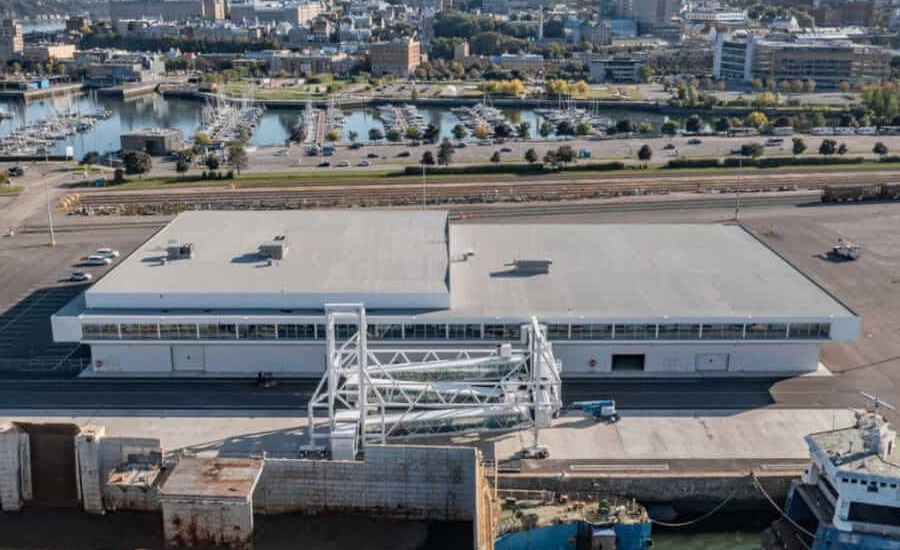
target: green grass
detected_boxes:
[0,185,24,195]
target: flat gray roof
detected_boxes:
[446,223,853,319]
[85,210,449,309]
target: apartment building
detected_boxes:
[369,39,421,78]
[0,19,23,67]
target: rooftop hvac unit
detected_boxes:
[259,236,289,260]
[512,259,552,274]
[166,243,195,260]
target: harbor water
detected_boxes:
[0,93,666,158]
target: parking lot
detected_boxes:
[0,218,161,375]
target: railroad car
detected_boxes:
[821,184,900,202]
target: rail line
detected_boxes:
[59,168,900,215]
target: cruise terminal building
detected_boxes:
[52,211,860,376]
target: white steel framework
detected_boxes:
[306,304,562,457]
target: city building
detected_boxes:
[369,39,421,77]
[0,19,24,67]
[22,43,76,64]
[120,128,184,155]
[51,211,860,377]
[228,1,324,25]
[109,0,225,22]
[631,0,681,28]
[713,33,892,89]
[83,53,164,86]
[589,54,647,83]
[494,53,545,73]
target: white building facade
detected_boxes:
[52,211,860,377]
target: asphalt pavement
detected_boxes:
[0,378,781,412]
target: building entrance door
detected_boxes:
[171,346,205,371]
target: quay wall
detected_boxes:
[253,445,479,521]
[499,473,793,515]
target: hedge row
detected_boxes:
[878,155,900,163]
[562,161,626,172]
[673,156,866,169]
[401,163,546,176]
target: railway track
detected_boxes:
[59,168,900,214]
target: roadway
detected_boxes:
[0,377,782,413]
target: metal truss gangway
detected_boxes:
[304,304,562,459]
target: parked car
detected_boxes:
[663,143,676,150]
[70,271,93,282]
[366,153,379,159]
[273,149,289,157]
[336,160,349,167]
[454,142,467,148]
[84,255,112,266]
[500,147,512,153]
[96,248,120,258]
[478,140,492,146]
[348,142,363,150]
[317,161,331,168]
[8,166,24,177]
[357,160,371,167]
[687,138,703,145]
[396,151,411,158]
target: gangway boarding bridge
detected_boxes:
[304,304,563,460]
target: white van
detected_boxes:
[84,255,112,266]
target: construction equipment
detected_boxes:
[830,238,860,261]
[569,400,620,422]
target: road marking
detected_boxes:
[759,463,808,471]
[570,463,669,472]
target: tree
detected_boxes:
[348,130,358,143]
[751,78,763,91]
[80,151,100,166]
[437,139,454,166]
[792,137,807,156]
[661,120,678,136]
[494,124,511,138]
[740,143,765,158]
[778,80,792,94]
[615,119,636,134]
[194,132,212,146]
[205,154,220,170]
[575,122,592,136]
[745,111,768,129]
[385,128,402,142]
[472,124,491,139]
[423,123,440,143]
[638,122,654,135]
[804,79,816,93]
[874,142,889,156]
[685,115,703,134]
[517,121,531,139]
[556,120,575,136]
[524,147,538,164]
[175,158,189,174]
[406,126,423,140]
[790,79,804,94]
[539,120,554,137]
[122,150,152,176]
[227,143,248,175]
[637,144,652,165]
[837,143,848,155]
[368,128,384,142]
[325,129,341,142]
[556,145,575,165]
[451,124,468,141]
[839,81,851,93]
[421,150,435,165]
[819,139,837,156]
[490,151,501,163]
[714,117,731,133]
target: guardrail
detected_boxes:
[0,357,88,374]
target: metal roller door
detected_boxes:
[171,346,205,371]
[695,353,729,371]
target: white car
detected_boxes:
[336,160,349,167]
[96,248,120,258]
[273,149,289,157]
[84,255,112,266]
[70,271,93,282]
[357,160,371,167]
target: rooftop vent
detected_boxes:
[512,259,552,274]
[166,243,194,260]
[259,236,289,260]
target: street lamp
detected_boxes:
[43,147,55,246]
[421,161,426,209]
[734,155,742,222]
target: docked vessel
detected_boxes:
[763,402,900,550]
[495,491,651,550]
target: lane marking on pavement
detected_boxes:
[570,463,670,472]
[759,463,809,471]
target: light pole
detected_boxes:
[421,161,426,209]
[44,176,56,247]
[734,155,742,222]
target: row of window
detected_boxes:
[81,322,831,341]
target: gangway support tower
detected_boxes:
[305,304,562,459]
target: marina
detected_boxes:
[194,96,264,145]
